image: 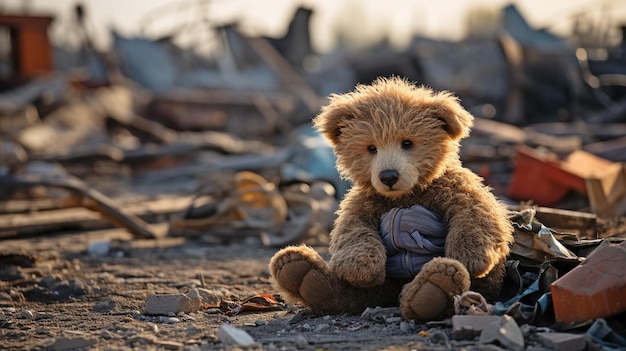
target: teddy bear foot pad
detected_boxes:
[270,246,335,310]
[400,257,471,322]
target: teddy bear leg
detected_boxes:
[399,257,471,322]
[269,245,337,313]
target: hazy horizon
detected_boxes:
[3,0,624,52]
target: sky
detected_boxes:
[3,0,624,52]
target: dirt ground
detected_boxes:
[4,217,574,351]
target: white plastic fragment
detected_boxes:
[217,324,255,346]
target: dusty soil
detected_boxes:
[1,175,494,351]
[0,224,502,351]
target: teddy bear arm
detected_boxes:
[329,220,387,288]
[428,175,513,279]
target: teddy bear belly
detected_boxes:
[380,205,448,278]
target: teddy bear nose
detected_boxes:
[380,170,399,186]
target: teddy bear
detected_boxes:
[269,77,514,322]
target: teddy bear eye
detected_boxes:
[367,145,377,154]
[401,140,413,150]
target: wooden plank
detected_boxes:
[0,196,192,239]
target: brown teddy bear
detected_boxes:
[269,77,513,322]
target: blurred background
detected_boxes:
[2,0,626,241]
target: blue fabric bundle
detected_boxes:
[380,205,448,278]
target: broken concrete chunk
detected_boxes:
[478,314,524,351]
[217,324,255,346]
[551,239,626,324]
[451,315,502,340]
[536,332,587,351]
[144,291,202,315]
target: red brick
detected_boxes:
[551,239,626,324]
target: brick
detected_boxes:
[451,315,502,340]
[144,291,202,315]
[536,332,587,351]
[551,239,626,324]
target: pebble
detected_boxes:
[87,239,111,256]
[21,309,35,319]
[385,317,402,323]
[50,336,96,351]
[159,316,180,324]
[314,323,330,333]
[255,320,267,326]
[195,288,224,305]
[294,335,308,349]
[400,321,409,333]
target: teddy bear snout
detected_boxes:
[380,169,399,187]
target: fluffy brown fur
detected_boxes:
[269,77,514,321]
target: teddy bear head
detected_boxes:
[313,77,474,198]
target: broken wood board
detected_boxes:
[0,196,192,239]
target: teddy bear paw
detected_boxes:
[399,257,471,322]
[269,245,335,309]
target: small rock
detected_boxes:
[255,320,267,326]
[155,339,184,350]
[217,324,255,346]
[100,330,115,339]
[145,292,201,315]
[93,299,116,312]
[128,333,157,345]
[314,323,330,332]
[478,314,524,351]
[0,292,14,307]
[452,315,502,340]
[361,306,401,322]
[195,288,224,305]
[87,239,111,257]
[294,335,308,349]
[40,274,59,290]
[51,336,96,351]
[536,332,587,351]
[385,317,402,323]
[0,265,26,281]
[21,309,35,319]
[159,316,180,324]
[400,321,409,333]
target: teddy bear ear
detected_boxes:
[313,94,353,146]
[433,92,475,141]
